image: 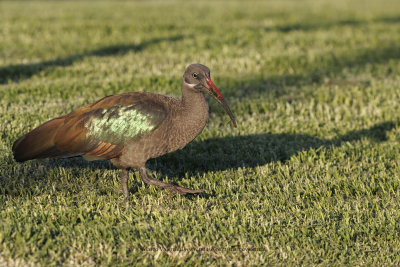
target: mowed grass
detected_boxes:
[1,0,400,265]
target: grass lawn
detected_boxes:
[1,0,400,265]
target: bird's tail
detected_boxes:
[12,117,74,162]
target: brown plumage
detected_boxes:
[13,64,237,197]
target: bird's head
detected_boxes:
[183,63,237,128]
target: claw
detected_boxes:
[167,186,204,199]
[172,186,204,194]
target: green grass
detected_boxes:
[1,0,400,265]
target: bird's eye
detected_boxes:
[192,73,198,79]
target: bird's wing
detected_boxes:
[13,93,167,161]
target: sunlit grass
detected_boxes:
[1,0,400,265]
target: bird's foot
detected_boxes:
[167,187,204,199]
[139,167,204,195]
[168,185,204,195]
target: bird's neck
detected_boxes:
[181,81,209,122]
[170,81,209,142]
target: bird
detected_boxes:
[12,64,237,197]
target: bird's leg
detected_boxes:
[120,168,130,197]
[139,167,204,195]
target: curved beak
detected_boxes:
[204,76,237,128]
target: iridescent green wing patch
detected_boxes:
[84,103,165,145]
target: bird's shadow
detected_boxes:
[149,121,396,177]
[39,121,396,177]
[1,121,396,197]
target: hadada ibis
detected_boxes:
[12,64,237,197]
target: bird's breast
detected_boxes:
[118,93,209,167]
[167,113,209,152]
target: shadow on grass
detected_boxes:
[221,43,400,99]
[0,34,187,83]
[215,15,400,98]
[264,15,400,33]
[1,121,396,196]
[150,121,396,177]
[12,121,394,174]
